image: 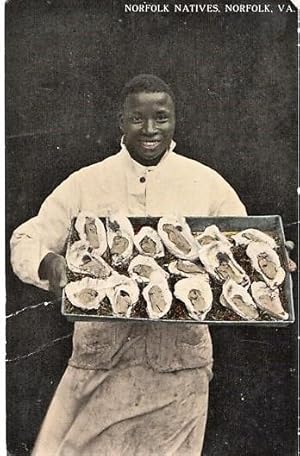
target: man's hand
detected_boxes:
[38,252,68,298]
[285,241,297,273]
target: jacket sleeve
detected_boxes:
[10,173,80,290]
[216,183,247,216]
[209,172,247,217]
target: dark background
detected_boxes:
[6,0,297,455]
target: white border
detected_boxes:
[291,0,300,9]
[1,1,6,454]
[292,0,300,454]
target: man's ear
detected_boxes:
[118,112,124,132]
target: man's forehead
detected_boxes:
[123,91,174,110]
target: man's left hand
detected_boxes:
[285,241,297,272]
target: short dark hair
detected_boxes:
[120,74,175,108]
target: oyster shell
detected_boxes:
[251,281,288,320]
[134,226,165,258]
[220,279,259,320]
[65,277,107,310]
[66,240,112,279]
[66,240,90,271]
[246,242,285,288]
[106,276,140,317]
[168,259,209,280]
[232,229,277,249]
[75,212,107,255]
[128,255,169,284]
[157,217,199,260]
[198,241,250,287]
[196,225,232,247]
[106,215,134,266]
[142,272,172,319]
[174,277,213,321]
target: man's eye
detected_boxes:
[131,116,143,123]
[156,114,169,123]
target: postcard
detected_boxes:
[6,1,298,454]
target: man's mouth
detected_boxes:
[140,140,161,150]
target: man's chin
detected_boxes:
[129,149,166,166]
[140,149,166,163]
[142,150,163,160]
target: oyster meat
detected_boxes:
[168,259,209,280]
[106,276,140,317]
[220,279,259,320]
[251,281,288,320]
[66,240,112,279]
[134,226,165,258]
[106,215,134,266]
[198,241,250,287]
[174,276,213,321]
[157,217,199,260]
[142,272,173,319]
[65,277,107,310]
[196,224,232,248]
[128,255,169,283]
[246,242,285,288]
[75,212,107,255]
[232,229,277,249]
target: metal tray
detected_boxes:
[61,215,295,327]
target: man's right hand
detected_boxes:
[38,252,68,298]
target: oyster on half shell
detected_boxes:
[168,259,209,280]
[66,240,112,279]
[196,224,232,248]
[142,272,172,319]
[128,255,169,284]
[75,212,107,255]
[251,281,288,320]
[106,215,134,266]
[174,276,213,321]
[198,241,250,287]
[232,229,277,249]
[106,276,140,317]
[157,217,199,260]
[65,277,107,310]
[134,226,165,258]
[246,242,285,289]
[220,279,259,320]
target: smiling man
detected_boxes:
[11,74,247,455]
[121,90,175,166]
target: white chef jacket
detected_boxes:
[10,140,246,290]
[10,140,246,372]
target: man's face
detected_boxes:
[120,91,176,166]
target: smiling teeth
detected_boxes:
[142,141,159,148]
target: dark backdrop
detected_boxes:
[6,1,297,455]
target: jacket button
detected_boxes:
[140,176,146,183]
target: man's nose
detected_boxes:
[142,119,157,135]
